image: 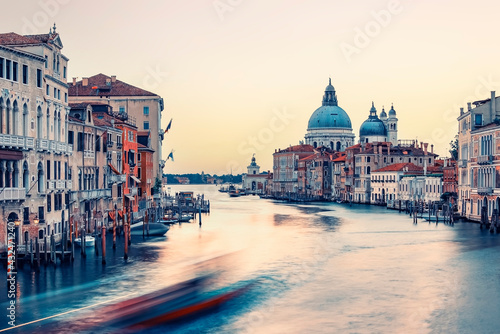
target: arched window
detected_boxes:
[37,162,44,193]
[5,98,11,134]
[37,106,43,139]
[12,161,19,188]
[330,141,334,150]
[22,161,29,191]
[46,107,50,139]
[0,97,4,134]
[336,142,341,151]
[313,142,317,148]
[22,103,28,137]
[12,100,18,135]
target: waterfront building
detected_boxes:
[298,148,335,200]
[442,159,458,206]
[272,144,314,198]
[398,171,443,203]
[371,163,422,205]
[67,103,114,231]
[68,74,165,183]
[331,153,346,201]
[0,27,72,251]
[347,141,438,204]
[457,91,500,221]
[242,155,268,194]
[137,131,155,214]
[304,79,355,151]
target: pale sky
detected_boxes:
[4,0,500,174]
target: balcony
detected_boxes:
[47,180,55,191]
[56,180,65,190]
[458,159,468,168]
[478,155,493,165]
[36,139,49,151]
[109,174,126,184]
[478,187,493,195]
[80,189,112,200]
[0,134,30,150]
[107,141,114,148]
[66,180,73,190]
[116,142,122,149]
[84,151,95,159]
[0,188,26,201]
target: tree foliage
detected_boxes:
[449,135,458,160]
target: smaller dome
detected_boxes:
[359,103,387,137]
[380,107,387,119]
[388,105,396,117]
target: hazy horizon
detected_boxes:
[4,0,500,175]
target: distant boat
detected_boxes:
[130,222,169,236]
[229,189,241,197]
[160,217,179,225]
[74,235,95,247]
[177,213,193,222]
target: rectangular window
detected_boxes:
[143,121,149,130]
[22,64,28,84]
[47,194,51,212]
[68,130,74,145]
[57,89,60,100]
[96,135,101,152]
[23,207,30,224]
[475,114,483,126]
[119,106,125,113]
[64,93,67,103]
[38,206,45,224]
[138,153,141,161]
[47,160,51,180]
[36,69,42,88]
[12,61,18,81]
[6,60,11,80]
[46,84,50,96]
[77,132,84,151]
[138,167,141,179]
[0,58,3,78]
[117,184,122,197]
[63,66,66,78]
[54,87,57,97]
[143,106,149,115]
[44,55,48,68]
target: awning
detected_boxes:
[130,175,141,184]
[108,163,121,175]
[126,195,135,201]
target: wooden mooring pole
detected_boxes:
[102,225,106,265]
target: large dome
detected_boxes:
[308,105,352,129]
[307,78,352,130]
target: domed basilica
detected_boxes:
[305,79,398,150]
[304,79,355,151]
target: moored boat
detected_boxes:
[130,222,169,236]
[74,235,95,247]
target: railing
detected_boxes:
[67,144,73,154]
[50,141,57,151]
[107,141,114,148]
[109,174,126,184]
[55,180,65,190]
[84,151,95,159]
[130,187,138,196]
[80,189,112,200]
[116,142,122,149]
[47,180,55,191]
[477,155,493,165]
[458,159,468,168]
[0,188,26,201]
[478,187,493,195]
[66,180,73,189]
[36,138,49,151]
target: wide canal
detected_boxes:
[2,184,500,333]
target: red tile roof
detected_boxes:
[0,33,40,45]
[69,73,157,97]
[373,163,423,173]
[275,144,314,154]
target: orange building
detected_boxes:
[115,119,140,221]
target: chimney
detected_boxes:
[72,77,77,85]
[106,78,111,86]
[491,91,497,119]
[424,143,428,155]
[111,75,117,83]
[460,107,464,115]
[82,77,88,86]
[420,142,423,150]
[431,144,434,154]
[467,102,472,111]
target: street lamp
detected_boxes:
[33,217,39,225]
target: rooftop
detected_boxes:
[69,73,158,97]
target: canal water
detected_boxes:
[2,184,500,333]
